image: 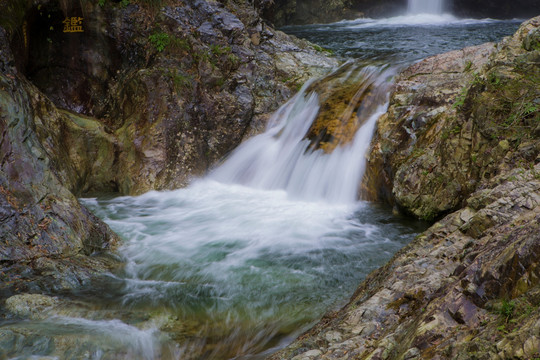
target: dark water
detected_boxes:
[282,15,522,65]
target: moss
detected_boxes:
[148,31,170,52]
[386,289,426,316]
[460,70,540,145]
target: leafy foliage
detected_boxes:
[149,31,170,52]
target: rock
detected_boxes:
[363,15,540,221]
[292,349,323,360]
[0,69,121,295]
[303,63,392,152]
[5,294,59,320]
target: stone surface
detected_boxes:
[0,70,121,296]
[363,16,540,221]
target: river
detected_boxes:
[1,8,522,360]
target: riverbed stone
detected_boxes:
[5,294,59,320]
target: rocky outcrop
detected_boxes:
[270,16,540,360]
[263,0,408,27]
[261,0,360,27]
[271,165,540,360]
[363,16,540,220]
[451,0,540,20]
[0,33,121,297]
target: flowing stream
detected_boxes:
[0,9,523,360]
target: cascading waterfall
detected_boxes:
[2,13,524,359]
[74,62,410,359]
[408,0,444,14]
[211,64,395,203]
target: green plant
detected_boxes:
[488,72,502,87]
[167,69,192,91]
[453,87,468,109]
[98,0,106,6]
[450,124,461,134]
[149,31,170,52]
[312,44,333,54]
[499,299,515,321]
[121,0,130,7]
[210,44,231,56]
[227,54,239,67]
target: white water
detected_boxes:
[408,0,444,15]
[337,14,505,29]
[211,65,393,204]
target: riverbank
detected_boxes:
[271,15,540,360]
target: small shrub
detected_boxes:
[149,31,170,52]
[499,299,515,321]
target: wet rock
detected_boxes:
[303,64,391,153]
[5,294,59,320]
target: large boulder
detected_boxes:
[0,29,120,296]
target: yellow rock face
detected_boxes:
[304,63,381,153]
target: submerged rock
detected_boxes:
[303,63,391,153]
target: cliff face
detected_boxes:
[3,0,337,196]
[271,16,540,360]
[0,0,336,295]
[451,0,540,20]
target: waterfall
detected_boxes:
[210,64,394,203]
[408,0,444,14]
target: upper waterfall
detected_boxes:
[408,0,445,14]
